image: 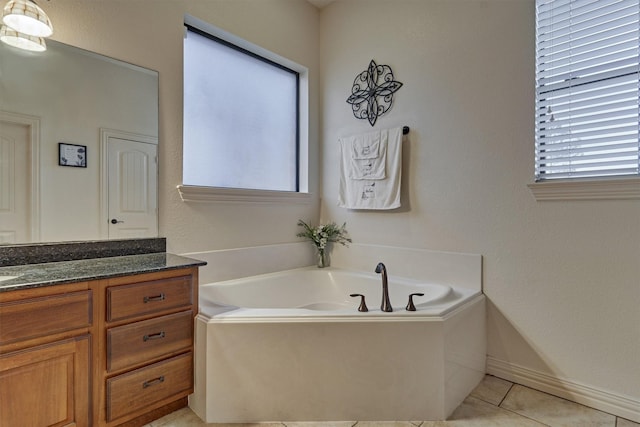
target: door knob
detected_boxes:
[111,219,124,224]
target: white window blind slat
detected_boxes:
[537,125,638,143]
[540,146,638,159]
[540,141,638,154]
[539,158,637,173]
[538,116,638,138]
[538,0,604,20]
[537,12,638,50]
[538,0,638,32]
[538,41,639,78]
[538,0,618,20]
[540,136,640,149]
[539,80,638,103]
[535,0,639,181]
[537,25,638,61]
[539,169,639,179]
[534,135,637,152]
[537,73,637,103]
[537,61,639,95]
[539,100,638,123]
[540,114,638,131]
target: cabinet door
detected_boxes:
[0,335,90,427]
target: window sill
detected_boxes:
[177,184,313,204]
[527,178,640,201]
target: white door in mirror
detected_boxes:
[0,120,30,243]
[107,136,158,239]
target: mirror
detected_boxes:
[0,39,159,244]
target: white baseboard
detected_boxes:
[486,356,640,423]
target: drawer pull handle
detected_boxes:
[143,293,165,303]
[143,331,166,341]
[143,376,165,389]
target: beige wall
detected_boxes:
[320,0,639,411]
[44,0,321,253]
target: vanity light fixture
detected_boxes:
[2,0,53,37]
[0,24,45,51]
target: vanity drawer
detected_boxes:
[0,290,92,345]
[105,352,193,422]
[107,310,193,372]
[107,276,193,322]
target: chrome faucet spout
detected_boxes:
[375,262,393,312]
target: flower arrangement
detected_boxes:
[296,219,352,267]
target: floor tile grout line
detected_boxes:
[494,404,554,427]
[464,394,551,427]
[497,382,515,408]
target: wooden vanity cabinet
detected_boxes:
[0,282,93,427]
[0,265,199,427]
[95,267,199,427]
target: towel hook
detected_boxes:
[402,126,410,135]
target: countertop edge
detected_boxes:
[0,253,207,293]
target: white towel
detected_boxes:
[338,126,403,210]
[340,130,386,179]
[350,131,381,159]
[349,154,386,180]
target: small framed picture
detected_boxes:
[59,143,87,168]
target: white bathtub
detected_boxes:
[190,266,486,422]
[198,267,477,319]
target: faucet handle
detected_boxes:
[405,293,425,311]
[350,294,369,312]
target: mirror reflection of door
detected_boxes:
[106,136,158,239]
[0,120,31,243]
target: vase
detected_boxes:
[317,248,329,268]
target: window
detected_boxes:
[182,21,304,197]
[535,0,640,182]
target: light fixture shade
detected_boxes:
[0,24,46,51]
[2,0,53,37]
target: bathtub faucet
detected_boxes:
[375,262,393,312]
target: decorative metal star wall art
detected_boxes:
[346,59,403,127]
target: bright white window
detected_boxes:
[535,0,640,181]
[183,24,299,192]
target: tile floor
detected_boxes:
[146,375,639,427]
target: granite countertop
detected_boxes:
[0,252,207,292]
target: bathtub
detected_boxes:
[190,266,486,422]
[198,267,477,319]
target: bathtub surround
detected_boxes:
[190,244,484,422]
[192,298,485,422]
[331,243,481,293]
[182,242,316,285]
[186,242,480,293]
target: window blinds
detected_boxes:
[535,0,640,180]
